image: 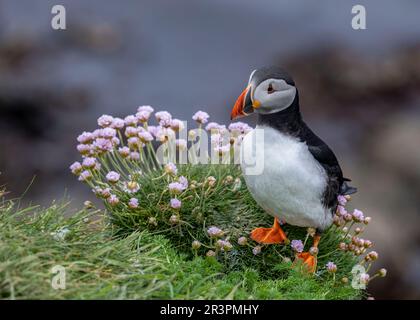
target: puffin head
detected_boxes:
[231,67,297,120]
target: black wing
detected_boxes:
[297,121,356,211]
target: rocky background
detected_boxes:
[0,0,419,299]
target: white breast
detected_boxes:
[240,125,332,231]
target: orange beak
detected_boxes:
[231,85,252,120]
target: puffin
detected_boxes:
[231,66,357,271]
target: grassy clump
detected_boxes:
[0,199,360,299]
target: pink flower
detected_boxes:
[170,198,182,209]
[205,122,223,131]
[326,261,337,273]
[229,122,252,135]
[77,144,92,155]
[97,115,114,127]
[168,182,184,194]
[82,157,96,168]
[336,205,347,216]
[118,146,130,158]
[78,170,92,181]
[101,188,112,198]
[129,152,140,160]
[155,111,172,127]
[238,236,247,246]
[192,111,209,124]
[128,198,139,209]
[178,176,188,189]
[111,117,125,129]
[170,119,184,131]
[77,132,94,144]
[291,240,304,253]
[94,138,114,152]
[123,181,140,193]
[138,131,154,143]
[352,209,365,222]
[124,115,138,126]
[70,161,82,175]
[137,105,154,113]
[127,137,140,148]
[214,145,230,155]
[106,171,120,183]
[125,126,139,137]
[107,194,119,206]
[164,162,178,176]
[147,125,159,137]
[176,139,187,150]
[136,110,152,123]
[101,128,116,138]
[337,195,347,206]
[360,273,370,284]
[252,246,262,255]
[207,226,223,238]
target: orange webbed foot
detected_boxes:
[250,218,288,244]
[294,234,321,273]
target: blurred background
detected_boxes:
[0,0,419,299]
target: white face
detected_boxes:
[252,78,297,114]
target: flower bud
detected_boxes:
[309,246,319,256]
[307,228,316,237]
[363,217,372,225]
[341,277,349,284]
[378,268,387,277]
[368,251,378,261]
[237,236,248,246]
[84,200,94,209]
[192,240,201,250]
[339,242,347,251]
[169,215,179,224]
[206,250,216,257]
[148,217,157,226]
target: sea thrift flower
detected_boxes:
[309,246,319,255]
[78,170,92,181]
[363,217,372,225]
[170,119,184,131]
[337,195,347,206]
[137,105,154,113]
[192,240,201,250]
[100,188,112,198]
[77,144,92,155]
[368,251,379,261]
[147,125,159,137]
[206,250,216,257]
[169,215,179,224]
[205,122,224,132]
[128,198,139,209]
[207,176,216,187]
[178,176,188,189]
[238,236,247,246]
[291,240,304,253]
[124,115,138,126]
[107,194,119,206]
[192,111,209,124]
[111,117,125,129]
[326,262,337,273]
[118,146,130,158]
[124,181,140,193]
[360,273,370,284]
[168,182,184,194]
[338,242,347,251]
[336,205,347,216]
[207,226,223,238]
[128,137,140,148]
[82,157,96,168]
[228,122,252,136]
[94,138,114,152]
[129,152,140,160]
[352,209,365,222]
[170,198,182,209]
[252,246,262,255]
[106,171,120,183]
[70,161,83,175]
[125,126,139,137]
[155,111,172,127]
[378,268,387,277]
[77,131,94,144]
[164,162,178,176]
[138,131,154,143]
[102,127,117,138]
[176,139,187,150]
[97,114,114,127]
[216,239,233,252]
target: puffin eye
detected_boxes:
[267,83,274,94]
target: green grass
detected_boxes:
[0,196,362,300]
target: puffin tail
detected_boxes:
[340,181,357,195]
